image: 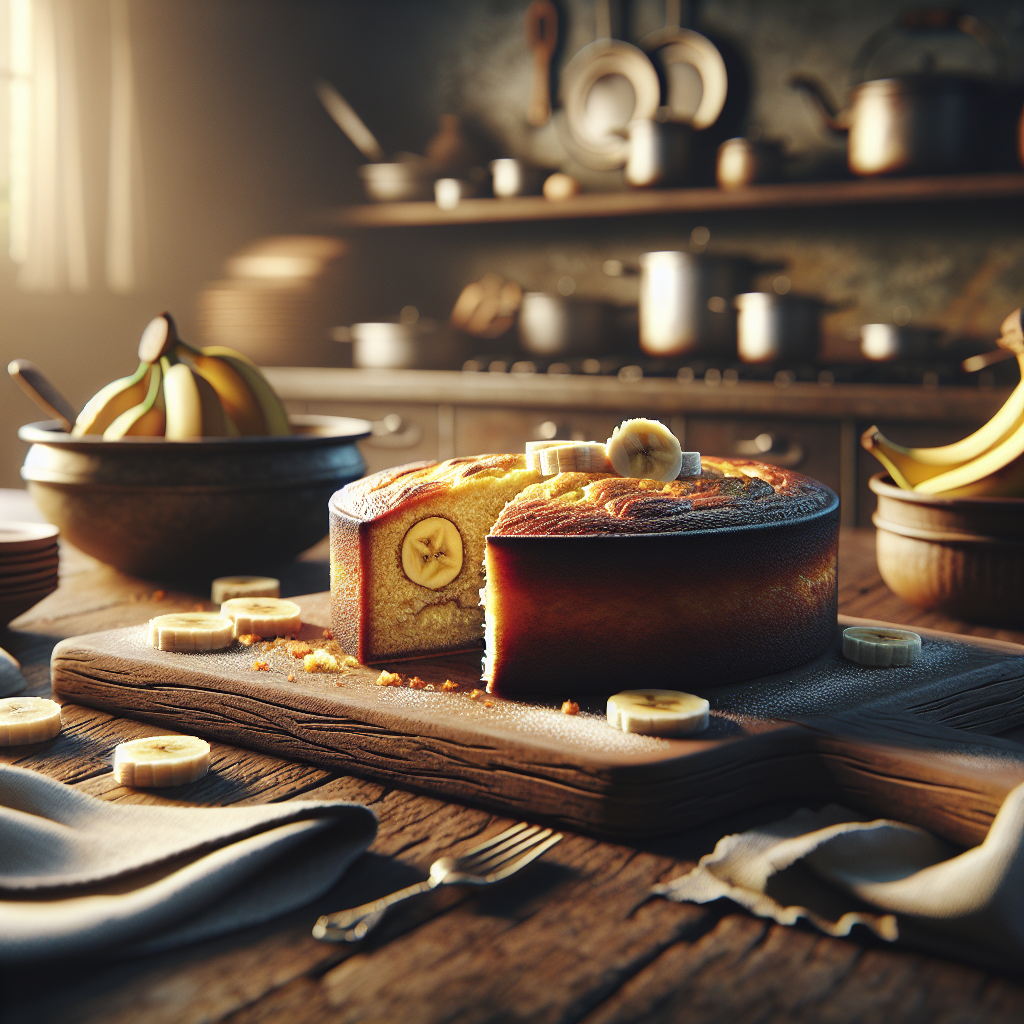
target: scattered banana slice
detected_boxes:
[149,612,235,652]
[538,442,609,475]
[220,597,302,637]
[607,689,710,736]
[0,696,62,745]
[606,419,684,482]
[842,627,922,667]
[211,575,281,604]
[113,735,211,787]
[401,517,463,589]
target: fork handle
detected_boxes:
[313,879,436,942]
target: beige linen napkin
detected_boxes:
[0,764,376,963]
[654,782,1024,973]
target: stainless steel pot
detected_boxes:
[735,292,822,363]
[518,294,612,357]
[638,251,754,358]
[790,10,1006,177]
[624,120,695,188]
[860,323,941,361]
[348,321,465,370]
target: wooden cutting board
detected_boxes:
[51,594,1024,846]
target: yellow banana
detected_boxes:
[73,361,150,435]
[863,352,1024,489]
[197,345,291,436]
[104,362,165,439]
[162,360,229,439]
[913,421,1024,497]
[184,352,267,435]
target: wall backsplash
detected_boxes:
[2,0,1021,488]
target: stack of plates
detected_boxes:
[0,522,59,627]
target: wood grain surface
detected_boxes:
[49,605,1024,846]
[3,517,1024,1024]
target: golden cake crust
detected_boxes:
[492,458,834,536]
[338,454,529,523]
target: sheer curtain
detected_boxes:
[3,0,143,293]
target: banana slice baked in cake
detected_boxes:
[329,455,543,662]
[329,437,840,696]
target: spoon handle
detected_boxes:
[8,359,77,433]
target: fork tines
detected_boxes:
[459,822,563,880]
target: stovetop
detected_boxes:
[461,354,1014,389]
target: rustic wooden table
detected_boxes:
[3,489,1024,1024]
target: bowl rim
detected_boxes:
[869,471,1024,508]
[18,413,371,452]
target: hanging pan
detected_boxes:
[560,0,660,169]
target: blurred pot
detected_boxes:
[860,323,942,361]
[735,292,822,363]
[716,138,783,188]
[638,251,754,358]
[624,120,695,188]
[518,294,612,357]
[490,159,543,198]
[789,10,1007,177]
[349,321,465,370]
[358,162,433,202]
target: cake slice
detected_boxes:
[329,455,542,662]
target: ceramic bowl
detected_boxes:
[18,415,370,580]
[869,473,1024,626]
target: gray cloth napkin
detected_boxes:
[654,781,1024,973]
[0,764,377,963]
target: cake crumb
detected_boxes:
[376,670,403,686]
[305,649,340,673]
[323,628,334,640]
[253,660,270,672]
[483,701,494,708]
[288,641,312,658]
[441,680,459,692]
[561,700,580,715]
[238,634,262,647]
[407,676,427,690]
[468,688,486,701]
[287,673,295,682]
[151,590,165,601]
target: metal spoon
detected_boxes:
[7,359,77,433]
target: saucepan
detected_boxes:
[735,292,824,364]
[338,320,466,370]
[518,293,614,357]
[790,9,1009,176]
[638,251,756,358]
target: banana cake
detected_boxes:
[329,454,839,695]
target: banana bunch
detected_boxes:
[72,312,291,439]
[862,308,1024,498]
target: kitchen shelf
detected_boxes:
[323,172,1024,228]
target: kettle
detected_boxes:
[790,9,1009,177]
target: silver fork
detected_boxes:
[312,822,563,942]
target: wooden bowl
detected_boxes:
[18,415,370,580]
[869,473,1024,626]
